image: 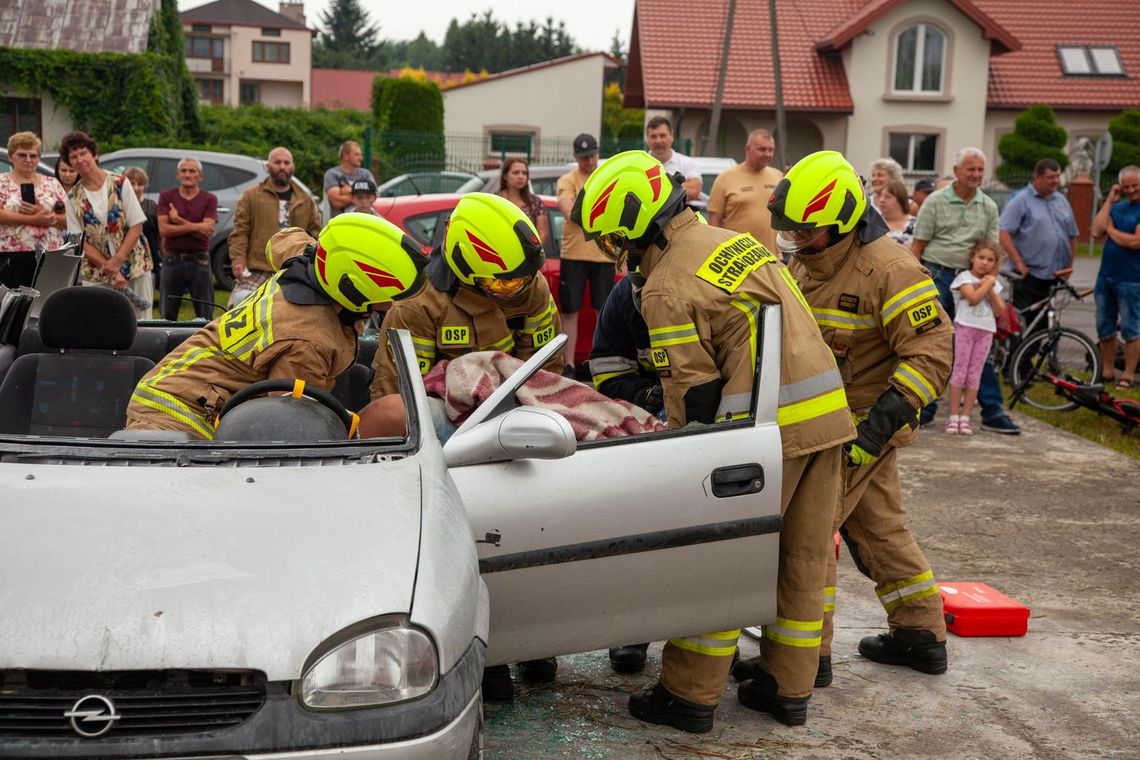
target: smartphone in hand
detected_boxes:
[20,183,36,205]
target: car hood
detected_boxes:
[0,458,423,681]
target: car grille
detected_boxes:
[0,669,266,738]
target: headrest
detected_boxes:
[39,286,138,351]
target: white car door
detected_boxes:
[449,308,786,666]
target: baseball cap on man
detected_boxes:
[351,178,378,195]
[913,178,935,194]
[573,133,599,158]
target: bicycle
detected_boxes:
[1006,270,1101,412]
[1023,374,1140,433]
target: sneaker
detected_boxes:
[628,682,715,734]
[857,629,948,675]
[481,664,514,702]
[736,668,809,726]
[943,416,960,434]
[517,657,557,683]
[981,415,1021,435]
[609,643,649,673]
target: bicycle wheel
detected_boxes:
[1009,328,1101,411]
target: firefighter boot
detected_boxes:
[732,655,832,689]
[736,668,809,726]
[517,657,558,683]
[481,665,514,702]
[858,628,948,675]
[609,643,649,673]
[628,682,715,734]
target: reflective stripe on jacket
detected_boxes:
[126,273,357,439]
[371,274,563,398]
[638,210,856,458]
[787,230,953,448]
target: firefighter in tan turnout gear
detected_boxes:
[573,150,855,733]
[761,150,954,682]
[125,214,429,440]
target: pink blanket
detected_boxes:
[422,351,666,440]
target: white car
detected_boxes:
[0,293,783,757]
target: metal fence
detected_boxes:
[371,130,691,177]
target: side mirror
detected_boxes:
[444,406,575,467]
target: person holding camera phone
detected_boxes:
[0,131,66,288]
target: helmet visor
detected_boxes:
[777,227,831,256]
[593,231,628,262]
[475,274,532,299]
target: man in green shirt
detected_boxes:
[911,147,1020,434]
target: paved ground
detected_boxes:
[483,273,1140,758]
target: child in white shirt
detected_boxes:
[947,240,1005,434]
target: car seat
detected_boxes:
[0,287,155,437]
[332,363,375,413]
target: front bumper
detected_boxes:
[0,640,484,759]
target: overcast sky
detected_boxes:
[179,0,636,54]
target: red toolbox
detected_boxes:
[940,582,1029,637]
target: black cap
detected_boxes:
[913,178,935,194]
[351,178,377,195]
[572,133,599,158]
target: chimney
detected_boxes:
[278,2,306,26]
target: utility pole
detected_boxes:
[703,0,737,157]
[769,0,787,170]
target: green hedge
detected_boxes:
[1107,109,1140,182]
[374,76,445,175]
[997,104,1068,185]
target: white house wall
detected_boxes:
[842,0,991,180]
[443,56,606,161]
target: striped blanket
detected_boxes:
[422,351,666,441]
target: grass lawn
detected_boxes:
[1004,379,1140,460]
[156,287,230,322]
[1075,241,1104,257]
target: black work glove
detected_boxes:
[844,386,916,466]
[632,383,664,415]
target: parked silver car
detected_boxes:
[98,148,318,290]
[0,316,783,757]
[456,163,575,196]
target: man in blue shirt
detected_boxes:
[1091,165,1140,388]
[999,159,1078,326]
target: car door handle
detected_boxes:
[710,463,764,498]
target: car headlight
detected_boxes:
[300,623,438,709]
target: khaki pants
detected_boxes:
[820,446,946,657]
[660,446,846,704]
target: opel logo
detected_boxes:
[63,694,121,738]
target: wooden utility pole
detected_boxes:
[770,0,787,169]
[703,0,737,157]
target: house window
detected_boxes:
[252,41,290,64]
[488,132,534,156]
[191,23,211,33]
[893,23,946,94]
[196,79,224,104]
[888,132,939,174]
[1057,46,1125,76]
[261,28,282,37]
[185,36,223,59]
[1,97,42,144]
[240,82,260,106]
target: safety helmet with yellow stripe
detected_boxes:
[444,192,545,300]
[570,150,686,265]
[767,150,867,255]
[312,214,428,312]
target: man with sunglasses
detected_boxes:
[573,151,855,733]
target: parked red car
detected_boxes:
[372,193,618,367]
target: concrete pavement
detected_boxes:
[483,389,1140,759]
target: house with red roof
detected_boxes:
[626,0,1139,181]
[181,0,314,108]
[311,68,470,111]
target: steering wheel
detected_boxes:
[218,379,359,438]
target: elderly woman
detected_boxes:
[60,130,153,318]
[878,180,917,247]
[0,132,67,288]
[869,158,904,211]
